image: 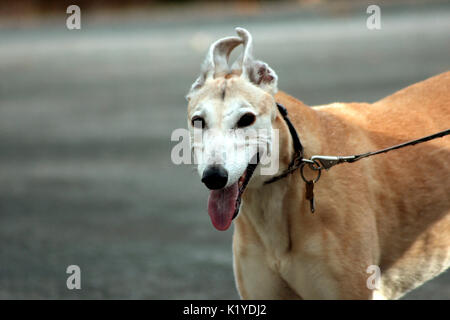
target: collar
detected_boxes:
[264,103,304,184]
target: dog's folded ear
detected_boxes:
[186,35,242,101]
[232,28,278,95]
[186,27,278,101]
[244,59,278,95]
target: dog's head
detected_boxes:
[186,28,279,231]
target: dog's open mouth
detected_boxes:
[207,156,259,231]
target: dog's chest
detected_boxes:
[241,185,294,264]
[241,183,327,266]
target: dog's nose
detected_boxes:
[201,165,228,190]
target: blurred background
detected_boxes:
[0,0,449,299]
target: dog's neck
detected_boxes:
[234,94,323,254]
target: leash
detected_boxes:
[264,103,450,213]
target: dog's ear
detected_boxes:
[186,35,242,101]
[244,59,278,95]
[232,28,278,95]
[186,28,278,101]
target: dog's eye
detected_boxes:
[191,116,206,129]
[236,113,256,128]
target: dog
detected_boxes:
[186,28,450,299]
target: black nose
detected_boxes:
[201,165,228,190]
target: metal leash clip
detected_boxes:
[310,155,357,170]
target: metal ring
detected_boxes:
[300,162,321,184]
[301,158,322,171]
[308,159,323,171]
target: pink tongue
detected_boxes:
[207,182,239,231]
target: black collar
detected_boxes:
[264,103,304,184]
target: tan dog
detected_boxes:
[186,28,450,299]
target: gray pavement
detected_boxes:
[0,3,449,299]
